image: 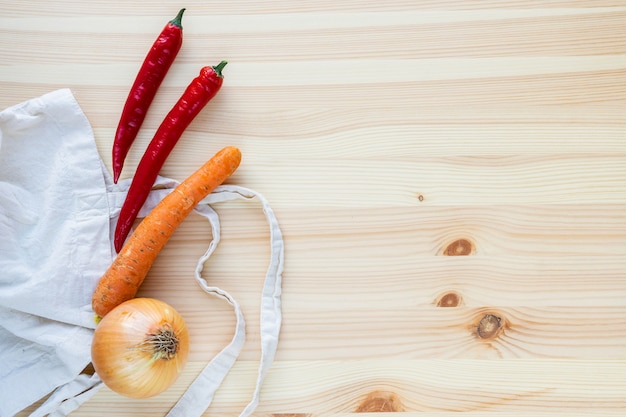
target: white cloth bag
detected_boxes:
[0,89,283,417]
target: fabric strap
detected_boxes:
[167,185,284,417]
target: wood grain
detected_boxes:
[3,1,625,416]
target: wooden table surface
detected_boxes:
[4,1,626,416]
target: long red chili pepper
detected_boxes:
[114,61,228,252]
[112,8,186,184]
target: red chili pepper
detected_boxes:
[114,61,228,252]
[112,8,186,184]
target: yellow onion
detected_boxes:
[91,297,189,398]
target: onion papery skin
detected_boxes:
[91,298,190,398]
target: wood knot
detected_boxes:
[443,238,474,256]
[436,291,462,307]
[476,313,506,340]
[356,390,404,412]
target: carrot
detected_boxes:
[92,146,242,318]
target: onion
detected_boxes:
[91,297,190,398]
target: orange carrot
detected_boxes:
[92,146,242,318]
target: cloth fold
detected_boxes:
[0,89,283,417]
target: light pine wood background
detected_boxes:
[3,0,626,415]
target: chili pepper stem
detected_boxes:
[213,61,228,77]
[170,8,185,28]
